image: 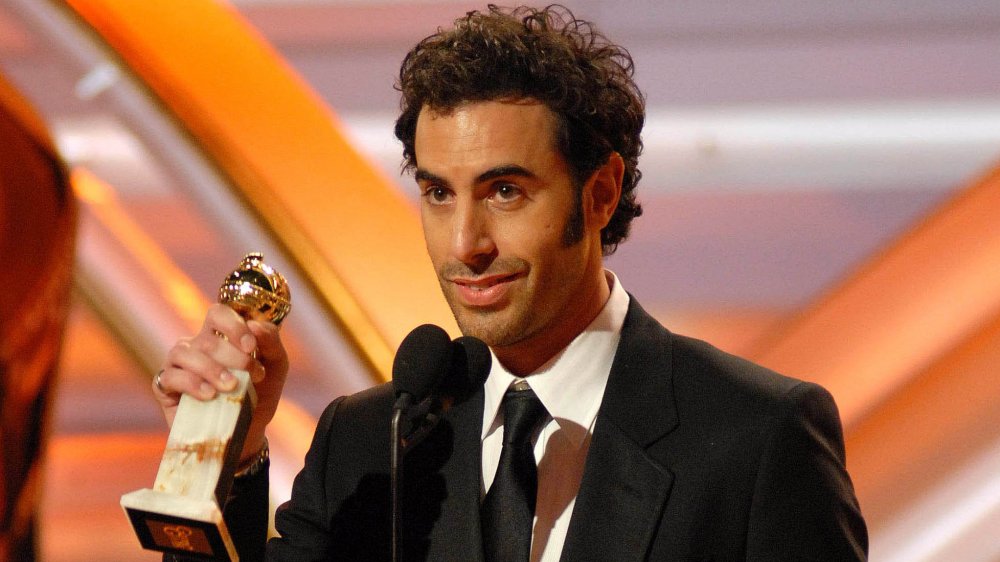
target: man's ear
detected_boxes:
[586,152,624,230]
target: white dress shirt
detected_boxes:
[481,270,630,562]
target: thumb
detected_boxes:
[247,320,284,361]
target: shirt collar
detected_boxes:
[482,270,630,447]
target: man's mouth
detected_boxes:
[453,273,517,289]
[449,272,523,306]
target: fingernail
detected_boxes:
[200,382,215,398]
[219,370,237,389]
[241,334,256,353]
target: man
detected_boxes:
[155,5,868,561]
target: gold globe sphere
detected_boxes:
[218,252,291,325]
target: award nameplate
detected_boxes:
[121,253,291,561]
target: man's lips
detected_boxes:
[448,272,523,307]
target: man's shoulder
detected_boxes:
[317,381,395,436]
[622,297,831,424]
[669,332,804,401]
[339,381,395,410]
[304,382,397,483]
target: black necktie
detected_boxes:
[481,385,548,562]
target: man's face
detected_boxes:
[414,100,611,368]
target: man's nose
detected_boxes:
[451,201,496,268]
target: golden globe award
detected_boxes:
[121,253,291,561]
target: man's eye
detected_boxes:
[424,186,451,204]
[493,184,522,202]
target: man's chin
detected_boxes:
[453,310,520,349]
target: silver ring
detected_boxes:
[154,369,166,394]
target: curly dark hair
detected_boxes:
[394,4,644,255]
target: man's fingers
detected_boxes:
[166,341,241,392]
[152,369,175,397]
[192,331,253,371]
[155,366,220,401]
[247,320,288,372]
[199,304,254,350]
[247,320,281,356]
[247,357,267,385]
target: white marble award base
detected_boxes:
[121,369,255,561]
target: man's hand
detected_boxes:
[153,303,289,464]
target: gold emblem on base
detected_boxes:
[163,525,195,550]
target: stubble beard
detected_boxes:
[436,258,535,348]
[451,303,529,348]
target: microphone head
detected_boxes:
[392,324,452,401]
[445,336,491,400]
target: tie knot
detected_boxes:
[501,387,547,445]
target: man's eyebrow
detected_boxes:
[414,165,537,187]
[476,165,536,184]
[414,169,449,187]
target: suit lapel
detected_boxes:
[561,298,679,561]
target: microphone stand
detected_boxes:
[391,406,404,562]
[388,331,488,562]
[391,396,445,562]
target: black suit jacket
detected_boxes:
[216,298,867,561]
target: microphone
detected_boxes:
[389,323,459,562]
[398,335,491,449]
[443,335,491,404]
[391,324,452,413]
